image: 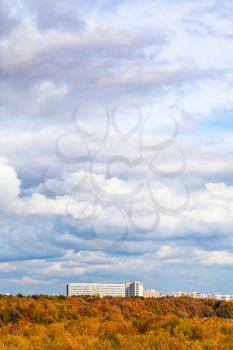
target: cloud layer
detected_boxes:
[0,0,233,295]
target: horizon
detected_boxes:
[1,288,233,297]
[1,0,233,296]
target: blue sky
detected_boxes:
[0,0,233,295]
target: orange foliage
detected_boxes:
[0,295,232,349]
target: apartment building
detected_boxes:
[212,293,233,301]
[174,291,187,297]
[67,281,144,297]
[144,289,161,298]
[126,281,144,297]
[173,291,233,301]
[189,291,202,299]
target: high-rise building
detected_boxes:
[66,281,144,297]
[126,281,144,297]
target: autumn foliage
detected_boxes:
[0,295,232,349]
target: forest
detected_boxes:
[0,295,232,350]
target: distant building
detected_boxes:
[144,289,161,298]
[174,291,207,299]
[67,281,144,298]
[173,290,233,301]
[212,293,233,301]
[126,281,144,297]
[189,291,202,299]
[173,291,188,297]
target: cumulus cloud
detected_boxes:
[1,154,233,248]
[0,158,21,210]
[0,158,97,218]
[196,249,233,265]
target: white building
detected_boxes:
[189,291,202,299]
[126,281,144,297]
[67,281,144,298]
[173,291,233,301]
[212,293,233,301]
[174,291,187,297]
[144,289,161,298]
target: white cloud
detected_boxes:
[9,276,50,285]
[1,154,233,237]
[196,249,233,265]
[0,158,97,218]
[206,182,233,202]
[0,158,21,211]
[37,80,68,101]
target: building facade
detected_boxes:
[67,281,144,297]
[126,281,144,297]
[144,289,161,298]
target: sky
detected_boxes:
[0,0,233,295]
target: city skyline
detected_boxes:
[1,279,233,300]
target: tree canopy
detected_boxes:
[0,295,232,349]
